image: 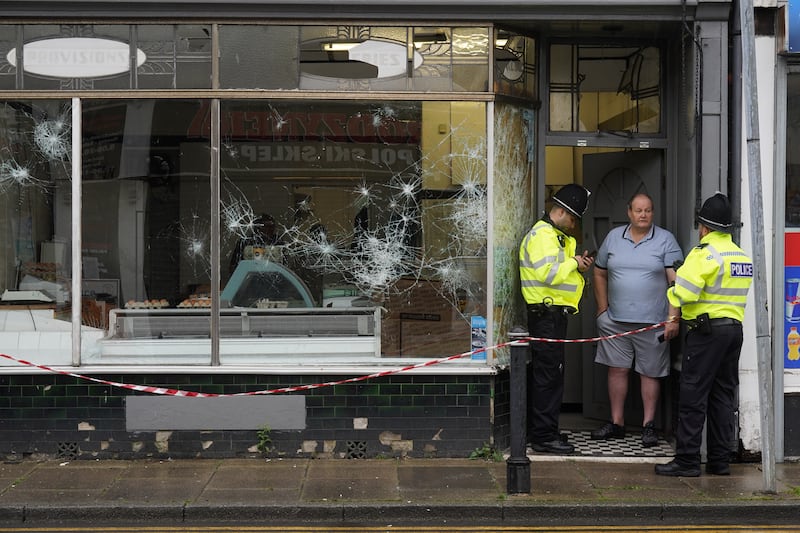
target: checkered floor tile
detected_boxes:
[532,430,675,458]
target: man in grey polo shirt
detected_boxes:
[590,193,683,447]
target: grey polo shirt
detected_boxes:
[595,224,683,324]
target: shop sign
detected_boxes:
[237,143,417,168]
[301,39,423,80]
[6,37,146,78]
[345,40,423,79]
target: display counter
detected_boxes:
[91,306,383,363]
[108,307,379,339]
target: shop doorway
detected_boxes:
[576,149,664,426]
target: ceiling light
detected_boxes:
[413,32,448,48]
[321,41,362,52]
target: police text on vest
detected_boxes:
[730,262,753,277]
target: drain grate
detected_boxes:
[56,442,79,460]
[345,440,367,459]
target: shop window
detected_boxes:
[0,100,74,366]
[135,25,212,89]
[0,25,18,91]
[220,100,487,358]
[549,43,661,134]
[787,73,800,227]
[18,98,488,363]
[0,24,211,90]
[0,23,490,93]
[219,25,489,92]
[81,99,212,361]
[494,30,537,100]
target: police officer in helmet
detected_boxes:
[519,183,594,454]
[655,193,753,476]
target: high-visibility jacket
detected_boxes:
[667,231,753,321]
[519,217,585,311]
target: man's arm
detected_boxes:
[667,249,707,309]
[663,267,680,340]
[521,227,581,285]
[594,266,609,316]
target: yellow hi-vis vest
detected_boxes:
[667,231,753,321]
[519,218,585,312]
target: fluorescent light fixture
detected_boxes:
[322,41,362,52]
[495,38,509,48]
[413,32,448,48]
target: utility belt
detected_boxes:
[527,299,574,317]
[682,313,741,335]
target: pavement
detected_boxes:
[1,454,800,528]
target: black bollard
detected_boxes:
[506,326,531,494]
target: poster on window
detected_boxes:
[791,0,800,53]
[785,233,800,368]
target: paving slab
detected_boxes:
[306,458,397,478]
[2,461,124,491]
[682,473,791,499]
[207,458,307,490]
[0,461,37,485]
[302,475,401,501]
[100,460,217,504]
[302,458,400,501]
[396,462,501,502]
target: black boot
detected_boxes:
[654,460,700,477]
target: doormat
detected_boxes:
[535,430,675,458]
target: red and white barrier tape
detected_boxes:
[0,320,667,398]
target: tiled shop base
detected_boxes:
[531,430,675,458]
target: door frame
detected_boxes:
[579,149,665,426]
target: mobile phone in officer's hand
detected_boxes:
[587,250,597,258]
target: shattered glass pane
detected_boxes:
[220,100,488,358]
[0,100,74,365]
[492,102,536,365]
[80,99,212,358]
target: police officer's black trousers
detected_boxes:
[675,324,743,467]
[526,305,568,444]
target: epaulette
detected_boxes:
[695,243,709,249]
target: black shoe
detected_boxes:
[527,433,570,445]
[641,421,658,447]
[591,422,626,440]
[531,439,575,454]
[705,462,730,476]
[655,460,701,477]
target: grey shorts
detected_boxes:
[594,310,669,378]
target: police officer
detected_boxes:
[519,183,593,454]
[655,193,753,477]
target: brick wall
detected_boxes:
[0,372,510,460]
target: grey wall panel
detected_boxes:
[126,395,306,430]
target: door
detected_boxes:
[579,150,663,423]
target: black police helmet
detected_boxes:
[552,184,591,219]
[696,193,732,232]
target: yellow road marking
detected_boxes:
[0,526,798,532]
